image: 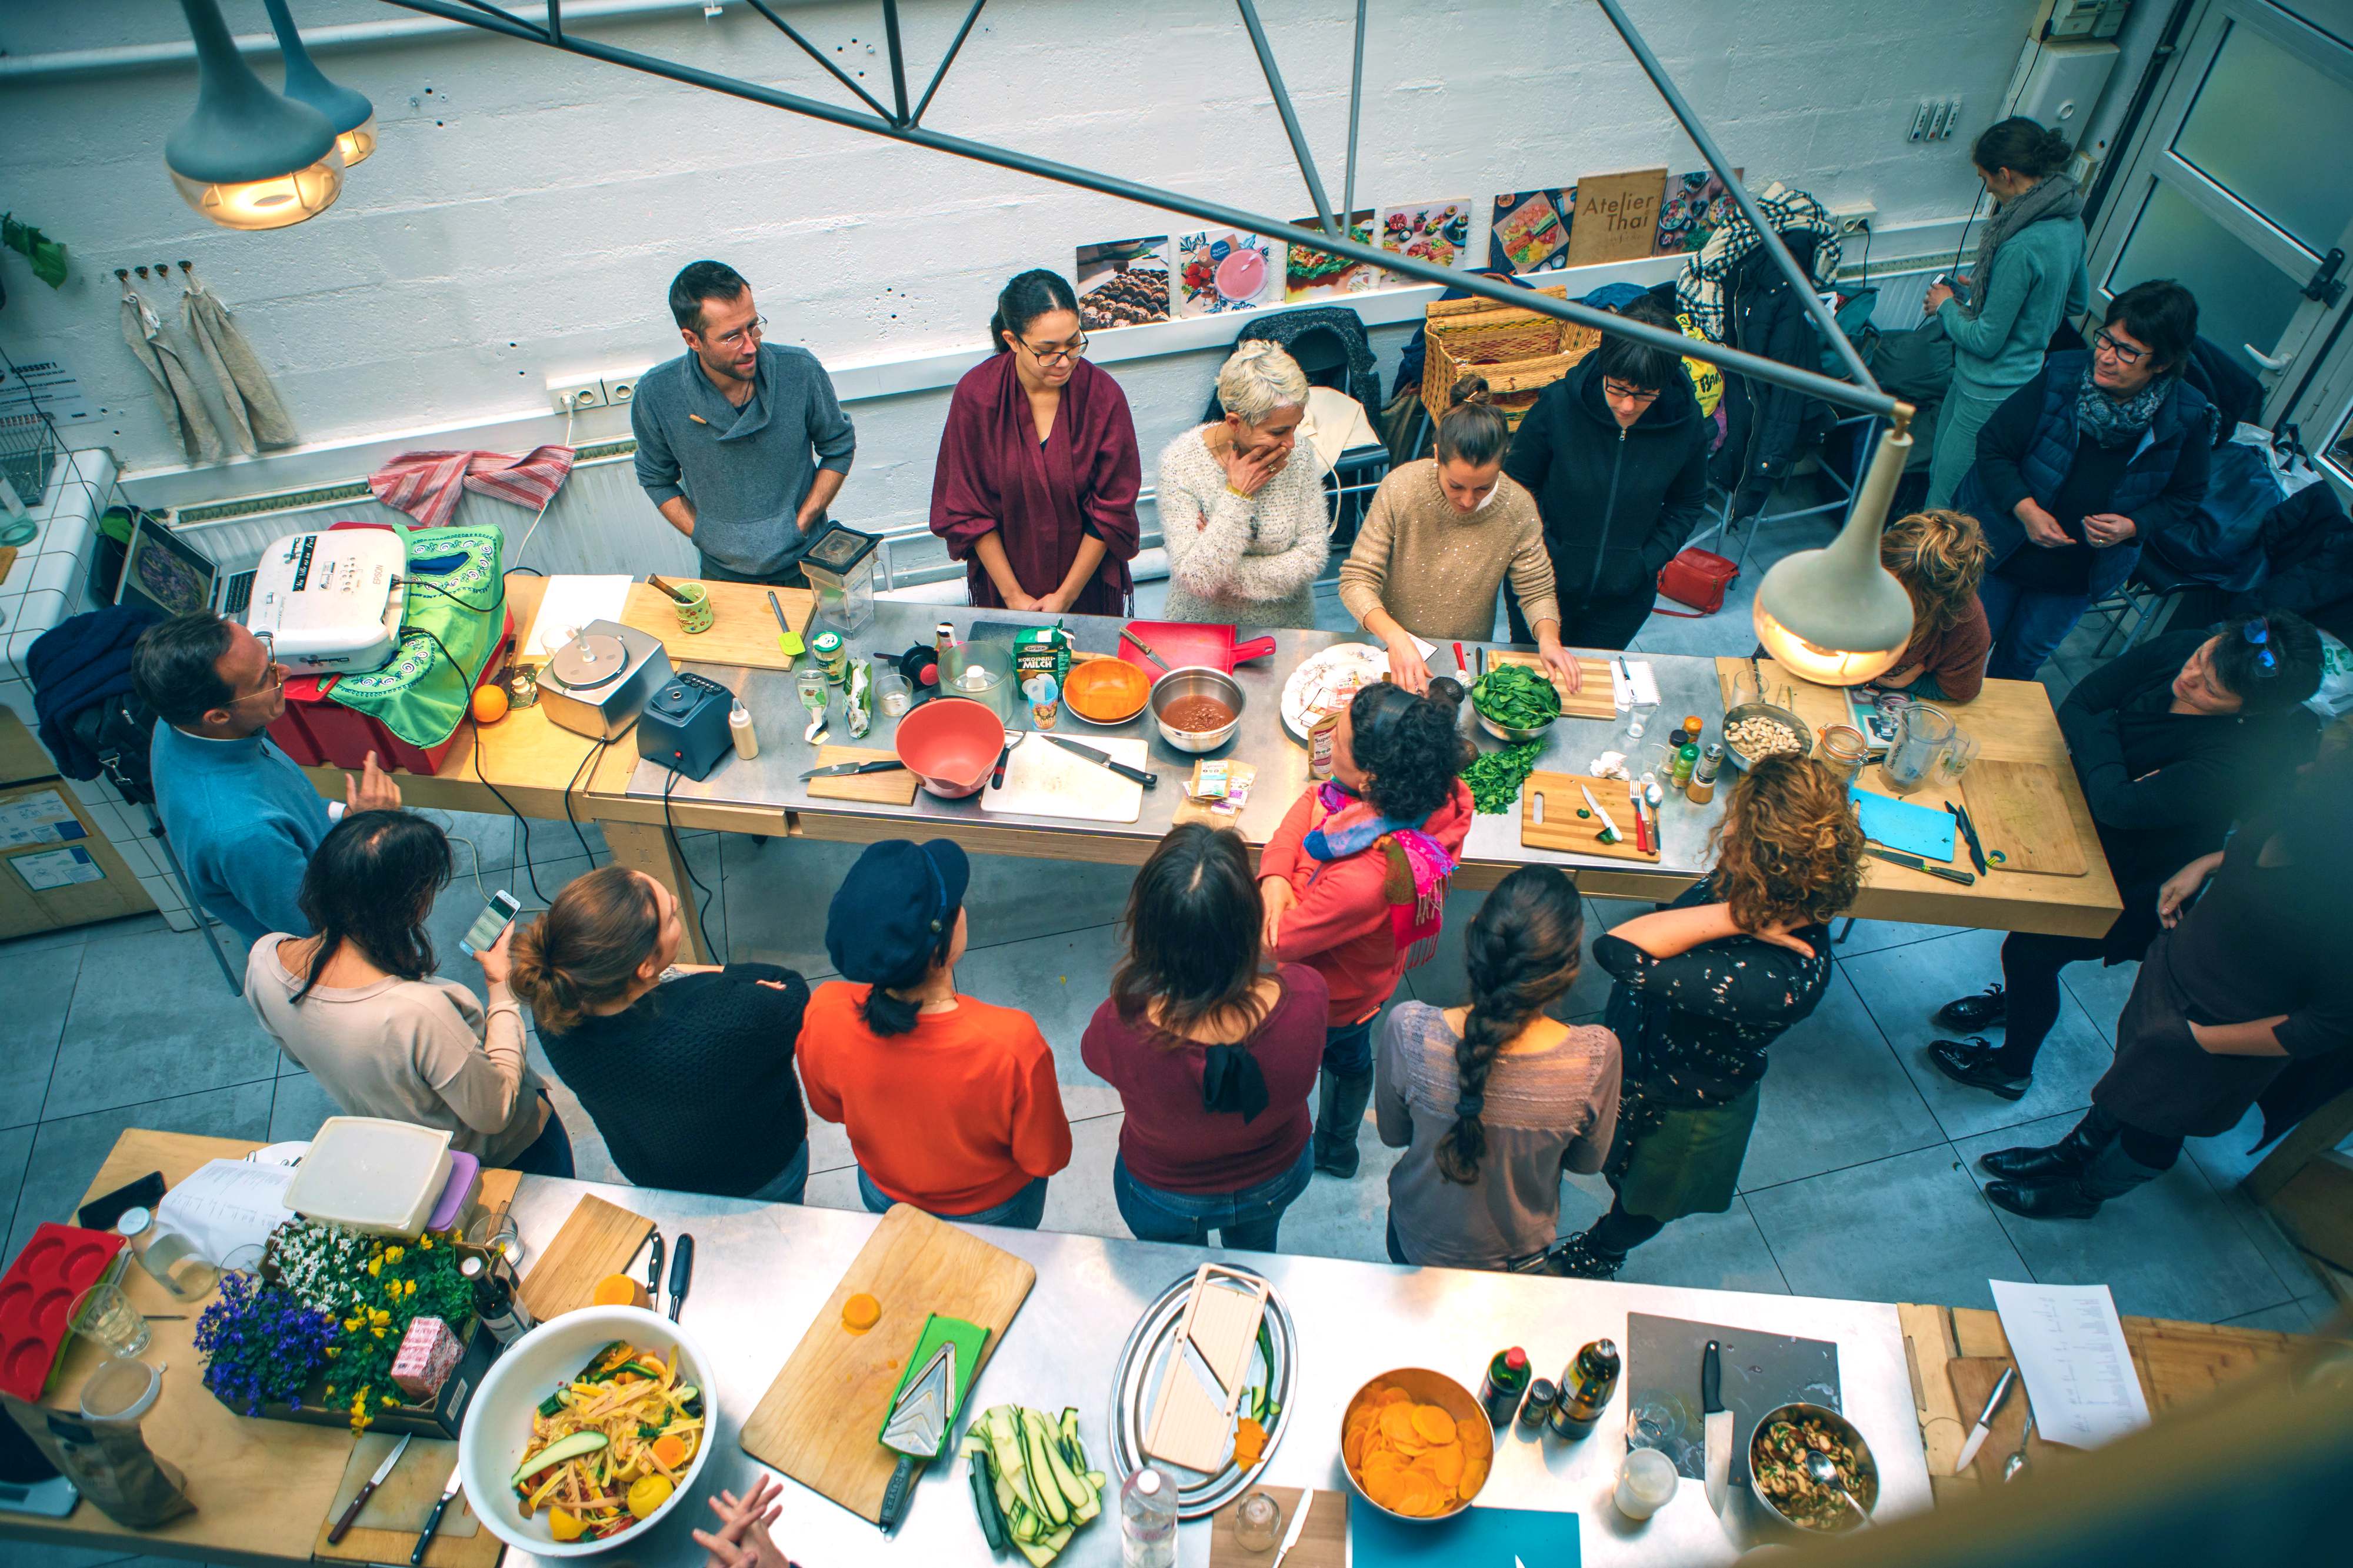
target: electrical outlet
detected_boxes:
[1909,96,1964,141]
[548,376,606,413]
[1829,201,1878,237]
[604,376,636,406]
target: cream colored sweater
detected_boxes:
[1156,427,1331,629]
[1337,459,1560,642]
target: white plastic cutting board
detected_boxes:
[981,731,1147,823]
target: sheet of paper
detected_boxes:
[0,789,83,850]
[8,845,102,891]
[1609,659,1661,711]
[1989,1279,2151,1449]
[156,1157,299,1264]
[523,573,632,657]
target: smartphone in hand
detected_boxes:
[461,890,522,956]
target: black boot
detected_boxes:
[1313,1067,1375,1178]
[1935,984,2007,1032]
[1548,1229,1625,1280]
[1978,1115,2117,1183]
[1987,1140,2165,1220]
[1927,1036,2032,1100]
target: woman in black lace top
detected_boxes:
[1555,755,1864,1279]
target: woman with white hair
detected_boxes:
[1155,341,1332,628]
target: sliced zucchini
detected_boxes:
[511,1430,609,1488]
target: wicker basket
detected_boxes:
[1419,283,1601,431]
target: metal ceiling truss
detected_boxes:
[376,0,1898,420]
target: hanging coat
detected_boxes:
[120,287,221,465]
[181,275,296,454]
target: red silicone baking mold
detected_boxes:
[0,1223,129,1402]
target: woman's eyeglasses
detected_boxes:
[2092,329,2147,367]
[1021,333,1089,366]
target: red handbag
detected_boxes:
[1653,546,1739,618]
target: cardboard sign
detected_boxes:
[1564,167,1667,268]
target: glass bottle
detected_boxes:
[461,1253,532,1347]
[115,1207,215,1300]
[1549,1338,1622,1440]
[1479,1347,1531,1426]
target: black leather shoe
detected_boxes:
[1935,984,2007,1032]
[1986,1177,2104,1219]
[1979,1117,2115,1182]
[1548,1231,1624,1280]
[1927,1036,2031,1101]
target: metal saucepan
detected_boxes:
[1147,666,1245,754]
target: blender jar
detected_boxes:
[801,523,881,633]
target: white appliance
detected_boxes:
[244,528,408,675]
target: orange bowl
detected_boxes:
[894,698,1004,798]
[1064,656,1151,725]
[1338,1367,1493,1523]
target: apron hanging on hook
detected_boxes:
[119,273,222,465]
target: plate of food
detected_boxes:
[1279,642,1389,742]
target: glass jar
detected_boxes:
[115,1207,216,1301]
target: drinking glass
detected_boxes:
[69,1283,151,1359]
[466,1210,525,1269]
[1232,1490,1282,1552]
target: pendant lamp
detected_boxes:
[166,0,343,231]
[1750,414,1918,686]
[263,0,377,168]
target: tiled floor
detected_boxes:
[0,486,2335,1568]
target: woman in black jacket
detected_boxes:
[1929,613,2323,1100]
[1504,303,1709,652]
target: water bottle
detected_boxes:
[1118,1464,1178,1568]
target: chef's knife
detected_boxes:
[1118,626,1170,670]
[1267,1487,1314,1568]
[1044,733,1157,789]
[801,759,907,780]
[328,1432,411,1544]
[1702,1339,1731,1516]
[1947,800,1991,875]
[411,1460,462,1567]
[666,1233,694,1321]
[646,1230,664,1316]
[1954,1363,2016,1475]
[1866,845,1977,885]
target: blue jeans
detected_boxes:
[1978,572,2091,683]
[744,1140,810,1205]
[507,1100,575,1178]
[1322,1016,1377,1077]
[857,1167,1049,1230]
[1112,1146,1314,1253]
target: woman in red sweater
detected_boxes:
[1259,680,1474,1177]
[1082,824,1328,1251]
[799,839,1072,1228]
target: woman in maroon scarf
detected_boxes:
[930,271,1143,615]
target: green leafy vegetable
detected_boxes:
[1471,665,1562,729]
[1463,740,1544,813]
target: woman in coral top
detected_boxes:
[798,839,1072,1229]
[1258,680,1474,1179]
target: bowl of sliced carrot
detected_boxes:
[1338,1367,1492,1522]
[458,1305,718,1557]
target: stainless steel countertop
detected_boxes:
[624,600,1731,879]
[501,1175,1932,1567]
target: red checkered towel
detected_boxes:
[368,445,576,528]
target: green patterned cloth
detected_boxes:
[328,525,506,748]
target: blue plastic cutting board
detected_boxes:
[1849,785,1956,861]
[1350,1503,1581,1566]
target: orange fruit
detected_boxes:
[649,1434,688,1470]
[472,683,509,724]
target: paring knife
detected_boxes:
[1867,845,1977,885]
[412,1460,462,1567]
[1947,799,1991,875]
[1702,1339,1731,1516]
[1578,783,1624,845]
[801,759,907,781]
[1118,626,1169,670]
[1954,1363,2016,1475]
[1044,733,1157,789]
[328,1432,411,1544]
[1267,1488,1314,1568]
[667,1233,694,1321]
[646,1230,665,1316]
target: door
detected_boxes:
[2085,0,2353,413]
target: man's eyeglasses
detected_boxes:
[2242,616,2280,679]
[1602,380,1662,405]
[2092,329,2147,367]
[705,315,768,351]
[1021,333,1089,366]
[228,630,289,708]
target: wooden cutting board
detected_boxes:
[516,1194,654,1322]
[805,744,920,805]
[1947,1356,2068,1484]
[314,1433,494,1566]
[1961,760,2088,876]
[981,732,1147,823]
[1484,648,1617,720]
[1521,771,1659,862]
[621,580,817,672]
[1209,1486,1347,1568]
[739,1205,1036,1523]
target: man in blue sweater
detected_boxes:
[134,612,402,955]
[631,259,856,587]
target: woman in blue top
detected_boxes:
[1923,118,2089,509]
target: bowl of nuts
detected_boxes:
[1722,703,1811,771]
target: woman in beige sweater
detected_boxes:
[1338,377,1580,693]
[244,810,571,1173]
[1156,341,1330,628]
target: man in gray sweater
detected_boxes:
[631,260,856,585]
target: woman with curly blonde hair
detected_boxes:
[1554,755,1864,1278]
[1877,509,1995,702]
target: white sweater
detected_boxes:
[1155,427,1331,629]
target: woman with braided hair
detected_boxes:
[1373,867,1621,1270]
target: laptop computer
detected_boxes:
[115,512,259,620]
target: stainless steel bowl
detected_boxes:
[1749,1401,1879,1534]
[1148,666,1245,754]
[1476,709,1555,746]
[1721,700,1814,771]
[1338,1366,1492,1523]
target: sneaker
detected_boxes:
[1548,1232,1624,1280]
[1927,1036,2031,1101]
[1935,984,2007,1032]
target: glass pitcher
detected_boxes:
[1878,704,1978,793]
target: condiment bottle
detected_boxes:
[811,630,848,685]
[1479,1347,1531,1427]
[729,699,759,759]
[461,1253,532,1347]
[1548,1338,1621,1440]
[1307,702,1345,781]
[1687,741,1724,805]
[1516,1377,1559,1434]
[1681,715,1704,748]
[1670,738,1700,789]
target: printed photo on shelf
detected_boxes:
[1378,199,1477,275]
[1563,167,1668,268]
[1655,169,1744,256]
[1173,229,1279,316]
[1284,211,1384,301]
[1075,236,1172,331]
[1488,188,1577,273]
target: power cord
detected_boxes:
[562,733,609,864]
[401,619,549,906]
[661,765,721,964]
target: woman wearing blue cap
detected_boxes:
[798,839,1073,1228]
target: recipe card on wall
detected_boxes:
[1076,236,1171,330]
[1377,199,1478,276]
[1564,167,1668,267]
[1174,229,1281,316]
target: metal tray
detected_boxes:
[1106,1266,1297,1519]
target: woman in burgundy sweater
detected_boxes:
[1082,825,1327,1252]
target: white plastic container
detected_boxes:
[282,1117,454,1237]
